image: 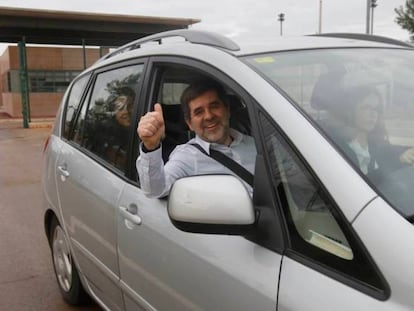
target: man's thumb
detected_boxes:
[153,103,165,124]
[154,103,163,115]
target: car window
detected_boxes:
[259,112,387,296]
[244,48,414,219]
[148,64,252,162]
[71,64,143,172]
[63,74,90,139]
[260,113,353,260]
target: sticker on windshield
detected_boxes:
[253,57,275,63]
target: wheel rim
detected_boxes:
[52,225,73,292]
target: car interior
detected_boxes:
[151,65,251,162]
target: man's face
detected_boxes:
[114,95,133,128]
[185,90,231,145]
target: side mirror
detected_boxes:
[167,175,255,235]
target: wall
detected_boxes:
[1,45,108,118]
[0,48,11,107]
[2,93,64,118]
[6,46,108,70]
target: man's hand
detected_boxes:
[400,147,414,165]
[137,103,165,151]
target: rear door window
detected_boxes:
[69,64,144,173]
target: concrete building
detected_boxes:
[0,45,108,118]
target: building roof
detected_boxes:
[0,6,200,46]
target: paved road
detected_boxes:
[0,121,100,311]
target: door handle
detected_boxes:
[57,165,70,179]
[119,205,142,225]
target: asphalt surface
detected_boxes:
[0,121,100,311]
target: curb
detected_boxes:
[29,122,53,129]
[0,118,54,129]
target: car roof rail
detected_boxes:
[101,29,240,61]
[309,33,413,48]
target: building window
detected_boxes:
[7,70,81,93]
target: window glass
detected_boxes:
[160,82,188,105]
[260,113,385,292]
[7,69,81,93]
[7,70,20,92]
[260,113,353,260]
[244,48,414,218]
[81,64,143,171]
[71,89,91,146]
[63,74,90,139]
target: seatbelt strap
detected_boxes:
[190,143,254,186]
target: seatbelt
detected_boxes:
[190,143,254,187]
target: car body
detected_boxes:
[42,29,414,310]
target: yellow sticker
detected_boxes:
[253,57,275,63]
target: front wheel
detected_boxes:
[49,218,89,305]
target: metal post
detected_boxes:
[18,38,30,128]
[82,38,87,69]
[370,0,377,34]
[278,13,285,36]
[318,0,323,34]
[370,6,374,34]
[366,0,371,34]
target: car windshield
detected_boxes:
[243,47,414,218]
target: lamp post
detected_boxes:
[366,0,371,34]
[278,13,285,36]
[318,0,322,34]
[370,0,378,34]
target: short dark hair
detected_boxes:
[180,79,227,120]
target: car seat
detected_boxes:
[161,103,190,162]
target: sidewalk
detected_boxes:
[0,106,54,129]
[0,117,54,129]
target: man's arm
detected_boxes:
[136,103,168,197]
[136,145,169,198]
[136,143,195,198]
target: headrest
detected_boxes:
[310,72,345,111]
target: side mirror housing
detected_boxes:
[168,175,255,235]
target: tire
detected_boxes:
[49,217,90,305]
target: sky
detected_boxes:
[0,0,410,49]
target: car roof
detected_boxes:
[88,30,413,71]
[234,35,412,56]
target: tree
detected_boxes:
[395,0,414,41]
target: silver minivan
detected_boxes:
[42,30,414,310]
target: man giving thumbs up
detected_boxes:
[136,79,256,198]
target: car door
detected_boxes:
[117,58,283,311]
[118,183,281,311]
[56,62,145,310]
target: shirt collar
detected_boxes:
[193,129,243,155]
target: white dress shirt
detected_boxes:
[136,129,256,198]
[348,139,379,175]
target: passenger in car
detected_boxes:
[136,79,257,198]
[327,86,414,181]
[92,86,135,169]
